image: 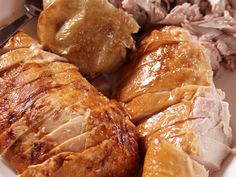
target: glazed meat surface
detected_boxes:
[3,31,39,50]
[0,48,139,177]
[114,26,233,176]
[115,26,213,103]
[142,140,209,177]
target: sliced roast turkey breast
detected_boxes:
[137,94,232,172]
[20,103,125,167]
[142,140,209,177]
[114,26,232,175]
[2,83,114,172]
[145,127,232,172]
[0,48,139,177]
[0,69,83,137]
[0,61,77,98]
[0,48,66,74]
[20,135,138,177]
[39,123,120,164]
[137,85,228,137]
[114,26,213,102]
[125,85,225,122]
[137,95,232,144]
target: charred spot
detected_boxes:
[0,123,5,132]
[6,129,16,140]
[7,112,19,125]
[31,141,46,163]
[3,96,9,101]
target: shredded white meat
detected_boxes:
[109,0,236,71]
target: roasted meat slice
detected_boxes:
[0,61,77,98]
[146,131,232,171]
[142,140,208,177]
[114,26,232,176]
[138,90,232,143]
[38,0,139,76]
[136,91,232,172]
[114,26,213,102]
[0,47,67,74]
[0,69,82,136]
[2,31,39,50]
[0,48,139,177]
[20,136,137,177]
[124,85,225,122]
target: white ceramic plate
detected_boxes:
[0,1,235,177]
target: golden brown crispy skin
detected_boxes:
[114,26,230,176]
[124,85,199,122]
[0,48,139,177]
[3,31,39,50]
[114,26,213,103]
[20,137,137,177]
[142,140,208,177]
[38,0,139,76]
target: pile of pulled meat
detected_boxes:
[109,0,236,72]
